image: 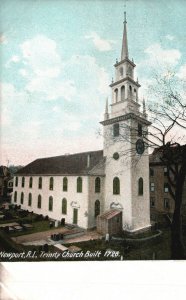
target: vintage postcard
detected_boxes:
[0,0,186,266]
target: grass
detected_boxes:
[64,228,171,260]
[8,220,52,237]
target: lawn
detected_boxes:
[8,220,52,237]
[63,229,172,260]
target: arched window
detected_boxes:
[49,196,53,211]
[129,85,132,97]
[113,177,120,195]
[95,200,100,218]
[28,193,32,206]
[49,177,54,190]
[22,177,25,188]
[113,123,119,137]
[77,177,82,193]
[38,195,42,209]
[119,67,123,77]
[134,88,137,100]
[14,191,17,203]
[15,177,18,187]
[95,177,101,193]
[138,177,143,195]
[114,88,118,103]
[121,85,125,101]
[63,177,68,192]
[38,177,42,189]
[62,198,67,215]
[21,192,24,204]
[29,177,33,188]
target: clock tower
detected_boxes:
[101,13,151,232]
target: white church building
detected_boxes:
[12,14,151,233]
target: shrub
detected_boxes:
[43,244,49,252]
[4,212,14,220]
[35,214,44,222]
[18,210,29,218]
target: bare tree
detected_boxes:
[146,71,186,259]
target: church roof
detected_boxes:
[99,209,122,220]
[15,150,105,176]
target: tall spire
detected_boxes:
[121,11,128,60]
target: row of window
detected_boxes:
[150,197,170,209]
[150,182,169,193]
[14,192,101,218]
[113,177,144,195]
[15,176,102,193]
[150,167,168,177]
[113,123,142,137]
[114,85,137,103]
[14,176,144,196]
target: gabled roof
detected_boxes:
[99,209,121,220]
[16,150,105,176]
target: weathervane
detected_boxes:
[124,0,128,23]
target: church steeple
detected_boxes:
[121,12,128,60]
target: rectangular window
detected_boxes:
[150,168,154,176]
[164,183,169,193]
[164,167,168,176]
[150,182,155,192]
[15,177,18,187]
[113,123,119,137]
[164,198,170,209]
[150,197,155,208]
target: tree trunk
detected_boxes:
[171,158,186,259]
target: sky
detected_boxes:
[1,0,186,166]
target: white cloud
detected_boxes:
[85,31,114,51]
[19,69,28,77]
[11,55,20,63]
[144,43,181,67]
[18,35,78,101]
[166,34,175,41]
[20,35,62,78]
[52,105,61,113]
[5,55,20,68]
[0,82,29,103]
[26,77,76,101]
[68,54,109,96]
